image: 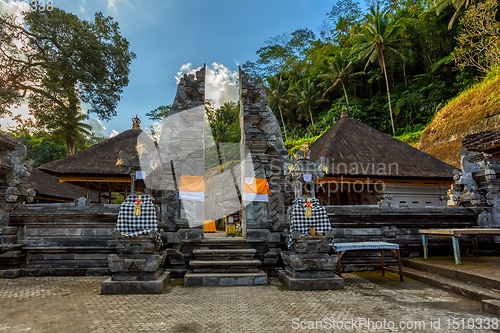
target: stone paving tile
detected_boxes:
[0,273,498,333]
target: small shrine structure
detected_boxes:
[310,109,455,207]
[39,117,153,202]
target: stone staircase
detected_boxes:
[402,258,500,316]
[184,238,267,286]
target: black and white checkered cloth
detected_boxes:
[116,194,158,237]
[290,197,331,234]
[287,197,332,248]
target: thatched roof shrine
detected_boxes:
[310,110,456,185]
[39,118,153,201]
[40,129,143,177]
[28,169,100,203]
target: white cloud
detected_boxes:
[107,0,132,11]
[0,1,31,17]
[206,62,239,108]
[86,118,106,137]
[175,62,239,109]
[175,63,198,84]
[109,130,120,138]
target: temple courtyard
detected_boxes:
[0,272,497,333]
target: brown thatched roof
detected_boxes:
[39,129,148,175]
[29,169,99,202]
[310,115,456,179]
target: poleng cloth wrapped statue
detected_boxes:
[133,195,143,216]
[116,194,157,237]
[303,197,313,218]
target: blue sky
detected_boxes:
[2,0,336,136]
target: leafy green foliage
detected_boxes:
[23,136,67,168]
[266,76,291,139]
[205,101,241,144]
[244,0,492,145]
[354,5,407,135]
[146,105,171,121]
[0,7,135,155]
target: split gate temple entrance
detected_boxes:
[136,65,288,243]
[130,65,287,285]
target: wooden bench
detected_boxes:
[419,228,500,265]
[334,242,403,281]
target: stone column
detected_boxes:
[239,68,288,246]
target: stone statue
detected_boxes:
[284,144,327,200]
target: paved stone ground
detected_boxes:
[0,272,498,333]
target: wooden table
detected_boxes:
[334,242,403,281]
[419,228,500,265]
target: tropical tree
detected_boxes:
[0,8,135,155]
[266,76,290,140]
[354,5,406,135]
[319,51,363,106]
[436,0,475,30]
[292,79,325,127]
[212,121,231,143]
[452,0,500,72]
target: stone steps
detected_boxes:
[190,259,261,273]
[198,237,251,249]
[192,248,257,261]
[402,266,500,301]
[184,241,267,286]
[482,300,500,317]
[184,271,267,287]
[402,266,500,317]
[402,258,500,290]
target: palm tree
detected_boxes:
[266,76,290,140]
[54,110,92,156]
[212,121,231,144]
[319,51,363,106]
[354,5,406,136]
[436,0,474,30]
[292,79,325,127]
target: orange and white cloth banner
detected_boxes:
[178,175,205,202]
[242,177,270,202]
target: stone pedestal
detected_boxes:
[101,230,169,294]
[280,234,344,290]
[0,226,24,278]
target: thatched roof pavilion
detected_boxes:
[310,110,456,206]
[39,119,152,202]
[28,169,100,203]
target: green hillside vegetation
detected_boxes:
[420,66,500,167]
[2,1,499,167]
[241,0,500,158]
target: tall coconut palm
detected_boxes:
[266,76,290,140]
[319,51,364,106]
[354,5,406,136]
[292,79,325,127]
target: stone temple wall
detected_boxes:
[0,69,486,278]
[158,65,206,235]
[239,68,290,243]
[326,205,479,270]
[9,202,119,276]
